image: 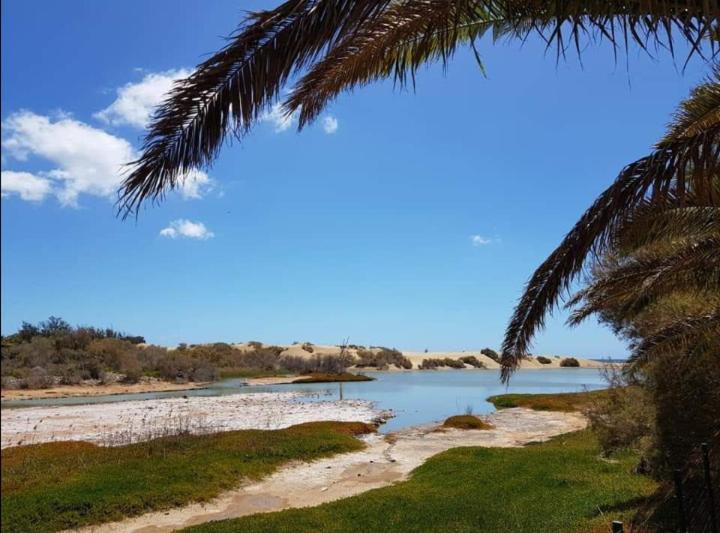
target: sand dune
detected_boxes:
[233,342,610,370]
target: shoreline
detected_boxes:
[77,408,586,532]
[0,391,390,449]
[0,366,614,403]
[0,381,209,401]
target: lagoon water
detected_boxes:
[2,368,607,432]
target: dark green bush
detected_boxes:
[459,356,485,368]
[480,348,500,362]
[355,348,411,370]
[560,357,580,367]
[536,356,552,364]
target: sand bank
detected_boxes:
[77,407,586,532]
[0,381,207,401]
[0,392,389,449]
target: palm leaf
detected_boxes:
[118,0,720,214]
[117,0,391,216]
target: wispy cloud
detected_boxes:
[95,69,191,129]
[322,115,339,134]
[470,235,494,246]
[160,219,214,240]
[261,103,298,132]
[178,169,214,199]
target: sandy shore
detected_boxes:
[78,407,586,533]
[0,392,390,449]
[0,381,208,401]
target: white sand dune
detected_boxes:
[233,342,610,370]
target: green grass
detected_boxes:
[487,390,611,412]
[292,372,374,383]
[442,415,494,430]
[1,421,373,533]
[186,430,657,533]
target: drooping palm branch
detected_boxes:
[118,0,720,216]
[500,66,720,382]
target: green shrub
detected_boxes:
[536,356,552,364]
[419,357,466,370]
[442,415,494,430]
[355,348,410,370]
[459,355,485,368]
[559,357,580,367]
[480,348,499,362]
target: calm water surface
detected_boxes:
[2,369,607,432]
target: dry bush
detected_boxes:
[560,357,580,367]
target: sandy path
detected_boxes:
[77,408,586,533]
[1,392,388,448]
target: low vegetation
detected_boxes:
[442,415,493,430]
[487,390,610,412]
[418,357,465,369]
[458,355,485,368]
[355,348,412,370]
[187,430,657,533]
[1,421,373,533]
[536,356,552,364]
[560,357,580,367]
[1,318,370,389]
[480,347,499,362]
[292,373,374,383]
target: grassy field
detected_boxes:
[187,430,657,533]
[487,390,610,412]
[1,421,373,533]
[292,372,374,383]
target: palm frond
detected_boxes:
[117,0,390,216]
[628,308,720,366]
[614,203,720,252]
[285,1,511,128]
[118,0,720,214]
[567,233,720,326]
[500,118,720,382]
[661,63,720,142]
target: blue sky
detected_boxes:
[1,1,710,355]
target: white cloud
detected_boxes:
[470,235,493,246]
[1,170,53,201]
[2,111,135,206]
[160,219,214,240]
[2,105,214,206]
[178,169,213,199]
[261,103,298,132]
[95,69,191,129]
[322,115,339,134]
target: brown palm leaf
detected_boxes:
[118,0,720,215]
[117,0,392,216]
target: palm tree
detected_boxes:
[500,65,719,381]
[118,1,719,214]
[565,187,720,368]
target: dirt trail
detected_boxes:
[77,408,586,532]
